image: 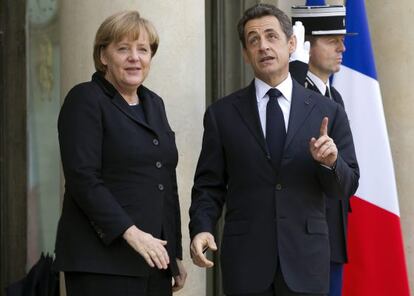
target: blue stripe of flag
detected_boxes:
[342,0,377,80]
[306,0,326,5]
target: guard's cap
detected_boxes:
[291,5,356,36]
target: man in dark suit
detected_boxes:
[290,6,355,296]
[189,4,359,296]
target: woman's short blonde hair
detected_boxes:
[93,10,159,73]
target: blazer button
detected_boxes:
[156,161,162,168]
[158,184,164,191]
[153,138,159,146]
[275,184,282,191]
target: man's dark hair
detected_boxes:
[237,3,293,48]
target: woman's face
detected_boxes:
[101,30,152,93]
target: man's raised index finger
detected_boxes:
[320,117,329,136]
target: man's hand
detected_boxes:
[290,21,310,63]
[190,232,217,268]
[172,259,187,292]
[123,225,170,269]
[309,117,338,167]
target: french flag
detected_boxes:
[331,0,411,295]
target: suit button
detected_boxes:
[275,184,282,191]
[156,161,162,168]
[266,154,271,160]
[96,228,105,238]
[158,184,164,191]
[153,139,159,146]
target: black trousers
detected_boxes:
[228,267,327,296]
[65,269,172,296]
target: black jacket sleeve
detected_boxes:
[58,85,134,245]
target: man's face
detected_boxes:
[309,35,346,79]
[242,16,296,86]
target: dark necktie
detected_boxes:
[324,85,331,99]
[266,88,286,172]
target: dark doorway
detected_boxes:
[205,0,257,295]
[0,0,28,294]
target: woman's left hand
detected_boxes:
[172,259,187,292]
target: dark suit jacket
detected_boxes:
[189,79,359,294]
[290,61,349,263]
[54,72,182,277]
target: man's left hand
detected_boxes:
[309,117,338,167]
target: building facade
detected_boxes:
[1,0,413,295]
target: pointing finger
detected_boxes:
[320,117,329,137]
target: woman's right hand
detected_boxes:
[122,225,170,269]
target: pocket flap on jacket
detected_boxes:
[307,218,328,235]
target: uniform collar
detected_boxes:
[307,71,330,95]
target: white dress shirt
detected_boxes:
[256,73,334,170]
[255,74,293,137]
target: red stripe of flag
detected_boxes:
[343,196,410,295]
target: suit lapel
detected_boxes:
[92,72,157,134]
[330,86,345,108]
[285,81,315,149]
[232,81,269,155]
[232,80,317,157]
[139,86,164,136]
[111,93,157,136]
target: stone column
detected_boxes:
[366,0,414,291]
[60,1,206,295]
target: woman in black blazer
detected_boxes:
[54,10,186,296]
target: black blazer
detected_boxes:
[189,80,359,294]
[54,73,182,277]
[290,61,350,263]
